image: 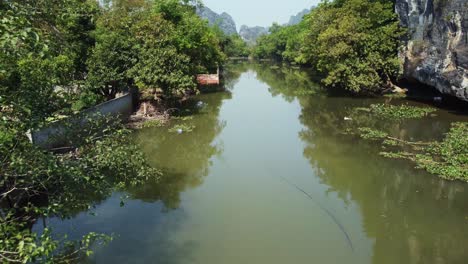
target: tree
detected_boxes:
[252,21,308,63]
[224,34,250,58]
[251,0,404,94]
[302,0,404,93]
[0,115,160,263]
[1,0,229,260]
[129,12,196,97]
[210,25,249,58]
[0,1,159,262]
[86,2,140,100]
[87,0,225,100]
[151,0,223,73]
[1,0,99,128]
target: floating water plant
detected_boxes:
[356,123,468,181]
[354,103,437,120]
[142,119,165,128]
[168,124,195,134]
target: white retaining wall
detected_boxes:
[30,93,133,149]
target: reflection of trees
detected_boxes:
[254,64,322,102]
[248,62,468,263]
[221,62,251,90]
[130,89,233,209]
[297,93,468,263]
[224,61,322,101]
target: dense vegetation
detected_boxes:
[1,0,466,262]
[88,0,225,100]
[220,33,250,58]
[0,0,232,262]
[252,0,404,94]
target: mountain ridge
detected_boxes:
[196,6,237,35]
[197,6,313,45]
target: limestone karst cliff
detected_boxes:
[239,25,269,45]
[196,6,237,36]
[395,0,468,101]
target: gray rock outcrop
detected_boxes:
[287,8,312,26]
[239,25,269,45]
[396,0,468,101]
[196,6,237,35]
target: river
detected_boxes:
[38,62,468,264]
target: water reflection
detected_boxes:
[73,195,197,264]
[34,79,235,264]
[249,62,468,264]
[297,96,468,264]
[37,62,468,264]
[131,89,232,209]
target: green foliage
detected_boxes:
[343,102,465,181]
[87,0,225,99]
[252,0,405,94]
[306,0,405,93]
[0,223,57,264]
[253,21,307,62]
[0,223,112,263]
[354,122,468,181]
[253,24,284,60]
[168,124,196,133]
[71,91,103,112]
[129,12,196,97]
[1,116,160,262]
[1,0,227,262]
[0,0,99,129]
[86,17,137,99]
[143,119,166,128]
[418,123,468,180]
[354,103,437,120]
[223,34,250,58]
[357,127,388,140]
[172,116,194,121]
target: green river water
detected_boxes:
[40,63,468,264]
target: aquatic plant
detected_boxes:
[357,127,388,140]
[143,119,166,128]
[172,116,194,121]
[354,104,437,120]
[168,124,196,133]
[356,123,468,181]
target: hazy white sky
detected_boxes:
[201,0,320,28]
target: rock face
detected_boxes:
[238,8,314,45]
[287,8,312,26]
[395,0,468,101]
[239,25,269,45]
[196,6,237,35]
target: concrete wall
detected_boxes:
[30,93,133,149]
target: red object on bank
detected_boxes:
[196,74,220,85]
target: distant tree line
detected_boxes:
[252,0,405,94]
